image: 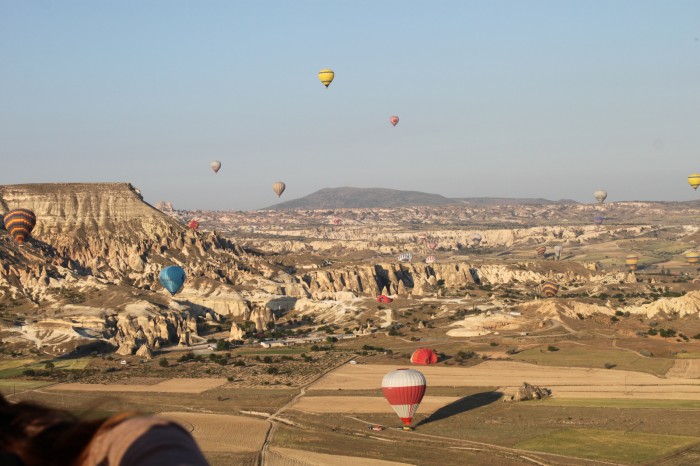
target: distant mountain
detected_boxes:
[263,187,457,210]
[454,197,580,206]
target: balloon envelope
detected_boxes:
[594,189,607,204]
[542,281,559,298]
[594,215,604,225]
[425,255,436,264]
[410,348,438,365]
[188,220,199,230]
[3,209,36,244]
[427,242,437,250]
[382,369,426,426]
[536,246,546,257]
[625,254,639,271]
[318,69,334,88]
[211,161,221,173]
[686,251,700,265]
[272,182,286,197]
[689,174,700,190]
[159,266,186,295]
[398,252,413,262]
[390,115,399,126]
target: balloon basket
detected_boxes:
[402,426,413,431]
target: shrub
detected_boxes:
[227,376,234,382]
[489,342,498,347]
[44,362,55,370]
[615,310,624,317]
[547,346,559,352]
[159,358,169,367]
[266,366,279,375]
[610,316,619,322]
[604,362,616,369]
[263,356,273,364]
[233,360,246,367]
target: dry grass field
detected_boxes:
[290,395,459,414]
[268,447,414,466]
[47,378,227,394]
[159,412,268,453]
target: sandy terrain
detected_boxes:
[159,412,268,453]
[48,378,227,394]
[268,447,414,466]
[310,361,700,400]
[666,359,700,379]
[290,395,459,414]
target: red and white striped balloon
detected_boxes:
[382,369,426,426]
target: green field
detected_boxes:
[516,428,699,463]
[512,346,674,376]
[0,379,53,395]
[0,357,92,378]
[234,348,308,355]
[675,352,700,359]
[537,398,700,410]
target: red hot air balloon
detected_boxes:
[410,348,438,365]
[188,220,199,230]
[382,368,426,428]
[427,241,437,251]
[390,115,399,127]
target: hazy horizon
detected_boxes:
[2,1,699,210]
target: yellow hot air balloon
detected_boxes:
[272,181,286,198]
[541,281,559,298]
[318,69,334,88]
[625,254,639,271]
[686,251,700,265]
[688,174,700,190]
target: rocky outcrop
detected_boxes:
[505,382,551,402]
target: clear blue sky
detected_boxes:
[1,1,698,210]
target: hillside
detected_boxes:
[263,187,457,210]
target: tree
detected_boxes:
[159,358,169,367]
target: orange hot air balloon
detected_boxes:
[536,246,546,257]
[390,115,399,126]
[3,209,36,244]
[410,348,438,365]
[542,281,559,298]
[188,220,199,230]
[686,251,700,265]
[625,254,639,271]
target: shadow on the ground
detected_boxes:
[415,390,503,427]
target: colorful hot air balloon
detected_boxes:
[211,160,221,173]
[410,348,438,365]
[382,369,426,428]
[3,209,36,244]
[318,69,334,88]
[188,220,199,230]
[425,255,436,264]
[427,242,437,251]
[625,254,639,271]
[471,233,482,246]
[398,252,413,262]
[686,251,700,265]
[689,174,700,190]
[390,116,399,127]
[594,189,607,204]
[331,217,342,225]
[272,182,286,197]
[417,233,427,243]
[553,245,563,261]
[159,266,186,295]
[536,246,546,257]
[594,215,604,225]
[542,281,559,298]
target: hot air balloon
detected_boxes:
[382,369,426,429]
[425,255,436,264]
[542,281,559,298]
[625,254,639,271]
[331,217,342,225]
[211,160,221,173]
[159,266,186,295]
[390,116,399,127]
[318,69,334,88]
[594,215,604,225]
[594,189,607,204]
[188,220,199,230]
[398,252,413,262]
[272,182,286,198]
[686,251,700,265]
[689,174,700,190]
[471,233,482,246]
[536,246,546,257]
[417,233,427,243]
[3,209,36,244]
[410,348,438,365]
[553,245,563,261]
[427,242,437,251]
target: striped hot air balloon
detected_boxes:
[318,69,334,88]
[686,251,700,265]
[272,181,286,197]
[3,209,36,244]
[425,255,435,264]
[542,281,559,298]
[689,174,700,190]
[159,266,186,295]
[382,369,426,428]
[625,254,639,271]
[536,246,546,257]
[427,242,437,251]
[593,215,604,225]
[417,233,427,243]
[410,348,438,365]
[398,252,413,262]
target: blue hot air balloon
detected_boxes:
[159,266,186,295]
[594,215,604,225]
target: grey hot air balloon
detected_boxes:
[553,245,563,261]
[272,182,286,197]
[594,189,607,204]
[211,160,221,173]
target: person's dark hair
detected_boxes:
[0,394,128,466]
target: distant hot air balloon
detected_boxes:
[689,174,700,190]
[382,369,426,428]
[625,254,639,271]
[390,116,399,127]
[553,245,563,261]
[211,160,221,173]
[536,246,546,257]
[188,220,199,230]
[686,251,700,265]
[159,266,186,295]
[410,348,438,365]
[542,281,559,298]
[331,217,342,225]
[427,242,437,251]
[272,182,286,198]
[471,233,482,246]
[594,215,604,225]
[318,69,334,88]
[3,209,36,244]
[417,233,427,243]
[425,255,436,264]
[398,252,413,262]
[594,189,607,204]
